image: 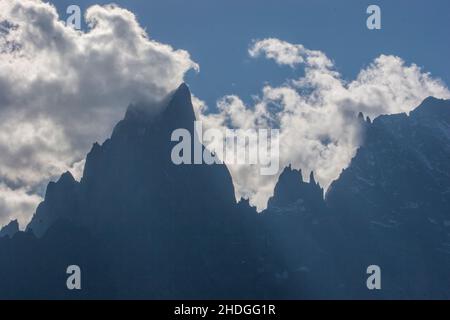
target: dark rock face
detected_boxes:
[267,166,325,216]
[0,84,263,299]
[27,171,80,237]
[28,83,238,237]
[1,89,450,299]
[325,97,450,298]
[262,167,342,299]
[0,219,19,238]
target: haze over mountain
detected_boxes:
[1,85,450,299]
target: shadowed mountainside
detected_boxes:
[1,86,450,299]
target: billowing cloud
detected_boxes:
[249,38,332,69]
[0,0,198,228]
[196,38,450,211]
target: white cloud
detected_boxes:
[0,183,42,229]
[249,38,333,69]
[0,0,198,225]
[197,39,450,211]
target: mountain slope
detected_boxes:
[326,97,450,298]
[1,92,450,299]
[0,84,262,299]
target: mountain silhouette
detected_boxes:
[0,219,19,239]
[1,87,450,299]
[325,96,450,298]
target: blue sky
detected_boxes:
[50,0,450,108]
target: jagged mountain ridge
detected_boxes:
[0,84,263,299]
[27,83,238,237]
[325,96,450,298]
[1,88,450,299]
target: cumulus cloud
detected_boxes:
[196,38,450,211]
[0,0,198,227]
[249,38,333,69]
